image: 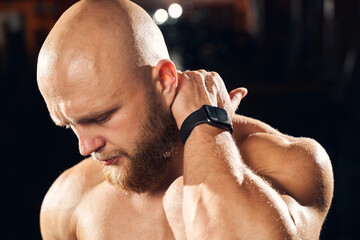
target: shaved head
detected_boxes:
[36,0,179,192]
[37,0,169,99]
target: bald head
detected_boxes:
[35,0,180,181]
[37,0,170,99]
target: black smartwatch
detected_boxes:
[180,105,233,144]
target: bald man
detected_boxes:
[37,0,333,239]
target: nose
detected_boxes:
[74,126,106,156]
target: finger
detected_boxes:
[176,70,184,78]
[175,71,186,91]
[229,87,248,110]
[196,69,208,74]
[176,70,184,79]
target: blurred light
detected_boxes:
[324,0,334,21]
[168,3,183,19]
[154,9,168,25]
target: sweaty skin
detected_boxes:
[38,0,334,239]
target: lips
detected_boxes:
[101,156,120,166]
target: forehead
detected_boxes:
[39,41,139,96]
[40,53,146,125]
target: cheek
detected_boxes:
[105,103,147,149]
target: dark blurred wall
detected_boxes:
[1,0,359,239]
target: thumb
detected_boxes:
[229,87,248,110]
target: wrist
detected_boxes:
[172,107,198,130]
[187,124,228,142]
[179,105,233,144]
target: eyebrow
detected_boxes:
[52,106,119,126]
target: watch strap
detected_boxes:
[180,105,233,144]
[180,106,208,144]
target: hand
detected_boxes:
[171,70,248,129]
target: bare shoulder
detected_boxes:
[40,158,103,239]
[239,131,333,207]
[234,115,334,237]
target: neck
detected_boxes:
[149,137,184,195]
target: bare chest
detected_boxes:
[74,182,186,240]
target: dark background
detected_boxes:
[1,0,359,239]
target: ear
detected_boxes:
[153,59,178,108]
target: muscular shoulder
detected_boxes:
[40,158,103,239]
[241,132,334,238]
[239,127,333,223]
[232,115,334,237]
[242,132,332,202]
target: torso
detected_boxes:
[74,180,184,240]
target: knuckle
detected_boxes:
[209,71,219,77]
[183,72,194,80]
[193,71,203,77]
[197,69,207,74]
[192,71,205,82]
[205,74,216,84]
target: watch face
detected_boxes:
[203,105,231,126]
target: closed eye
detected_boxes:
[62,106,119,127]
[94,114,111,124]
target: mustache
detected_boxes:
[92,150,133,161]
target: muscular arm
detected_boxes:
[172,71,333,239]
[182,120,333,239]
[184,127,287,238]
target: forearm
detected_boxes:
[182,125,297,239]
